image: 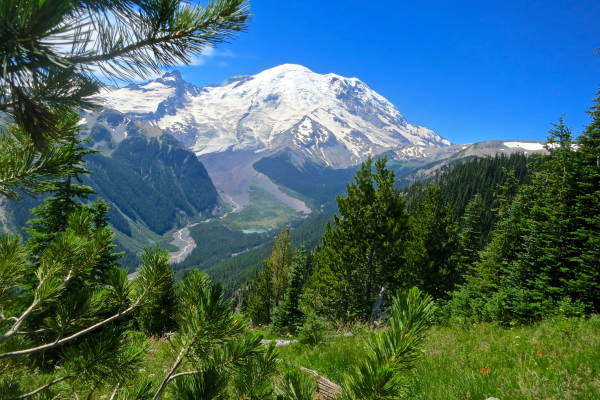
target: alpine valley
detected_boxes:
[0,64,548,278]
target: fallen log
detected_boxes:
[300,366,341,400]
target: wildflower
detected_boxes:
[486,369,490,373]
[537,351,541,355]
[481,368,486,373]
[537,344,539,347]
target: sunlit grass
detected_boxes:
[275,317,600,399]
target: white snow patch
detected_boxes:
[503,142,545,151]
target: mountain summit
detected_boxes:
[101,64,450,168]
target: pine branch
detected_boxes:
[0,300,139,360]
[3,375,72,400]
[152,330,200,400]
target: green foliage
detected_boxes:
[169,368,229,400]
[451,109,600,323]
[0,112,84,200]
[297,310,328,346]
[231,342,279,399]
[307,156,409,319]
[135,247,177,337]
[455,193,486,269]
[275,366,318,400]
[271,247,311,334]
[174,221,272,273]
[403,153,530,236]
[245,261,275,326]
[270,230,294,306]
[339,287,436,400]
[0,208,169,399]
[403,186,458,300]
[84,134,219,235]
[244,231,295,327]
[201,213,331,298]
[253,150,358,205]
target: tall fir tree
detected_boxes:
[245,261,275,326]
[456,193,486,271]
[572,87,600,311]
[25,127,123,286]
[271,247,309,334]
[270,229,294,306]
[135,247,178,337]
[403,186,458,300]
[306,156,408,319]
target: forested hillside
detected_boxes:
[0,129,221,271]
[253,149,358,205]
[402,153,531,235]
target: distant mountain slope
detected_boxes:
[0,109,222,269]
[252,149,358,205]
[395,140,548,187]
[100,65,451,168]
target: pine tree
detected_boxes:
[339,287,435,399]
[271,247,308,334]
[25,129,96,252]
[270,229,294,306]
[135,247,178,337]
[456,193,485,271]
[245,261,275,326]
[572,87,600,311]
[24,128,123,289]
[307,156,408,319]
[403,186,458,300]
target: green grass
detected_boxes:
[276,317,600,399]
[223,185,304,231]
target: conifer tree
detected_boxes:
[307,156,408,319]
[572,87,600,311]
[456,193,485,270]
[135,247,177,337]
[24,121,123,294]
[245,261,275,326]
[403,186,458,300]
[270,229,294,306]
[26,122,96,250]
[271,247,309,334]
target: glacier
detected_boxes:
[100,64,451,168]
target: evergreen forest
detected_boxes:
[0,1,599,399]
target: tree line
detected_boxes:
[242,101,600,332]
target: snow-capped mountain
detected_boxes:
[101,64,450,168]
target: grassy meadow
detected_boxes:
[274,316,600,400]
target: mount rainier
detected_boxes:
[101,64,451,169]
[98,64,545,210]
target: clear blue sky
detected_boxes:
[175,0,600,145]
